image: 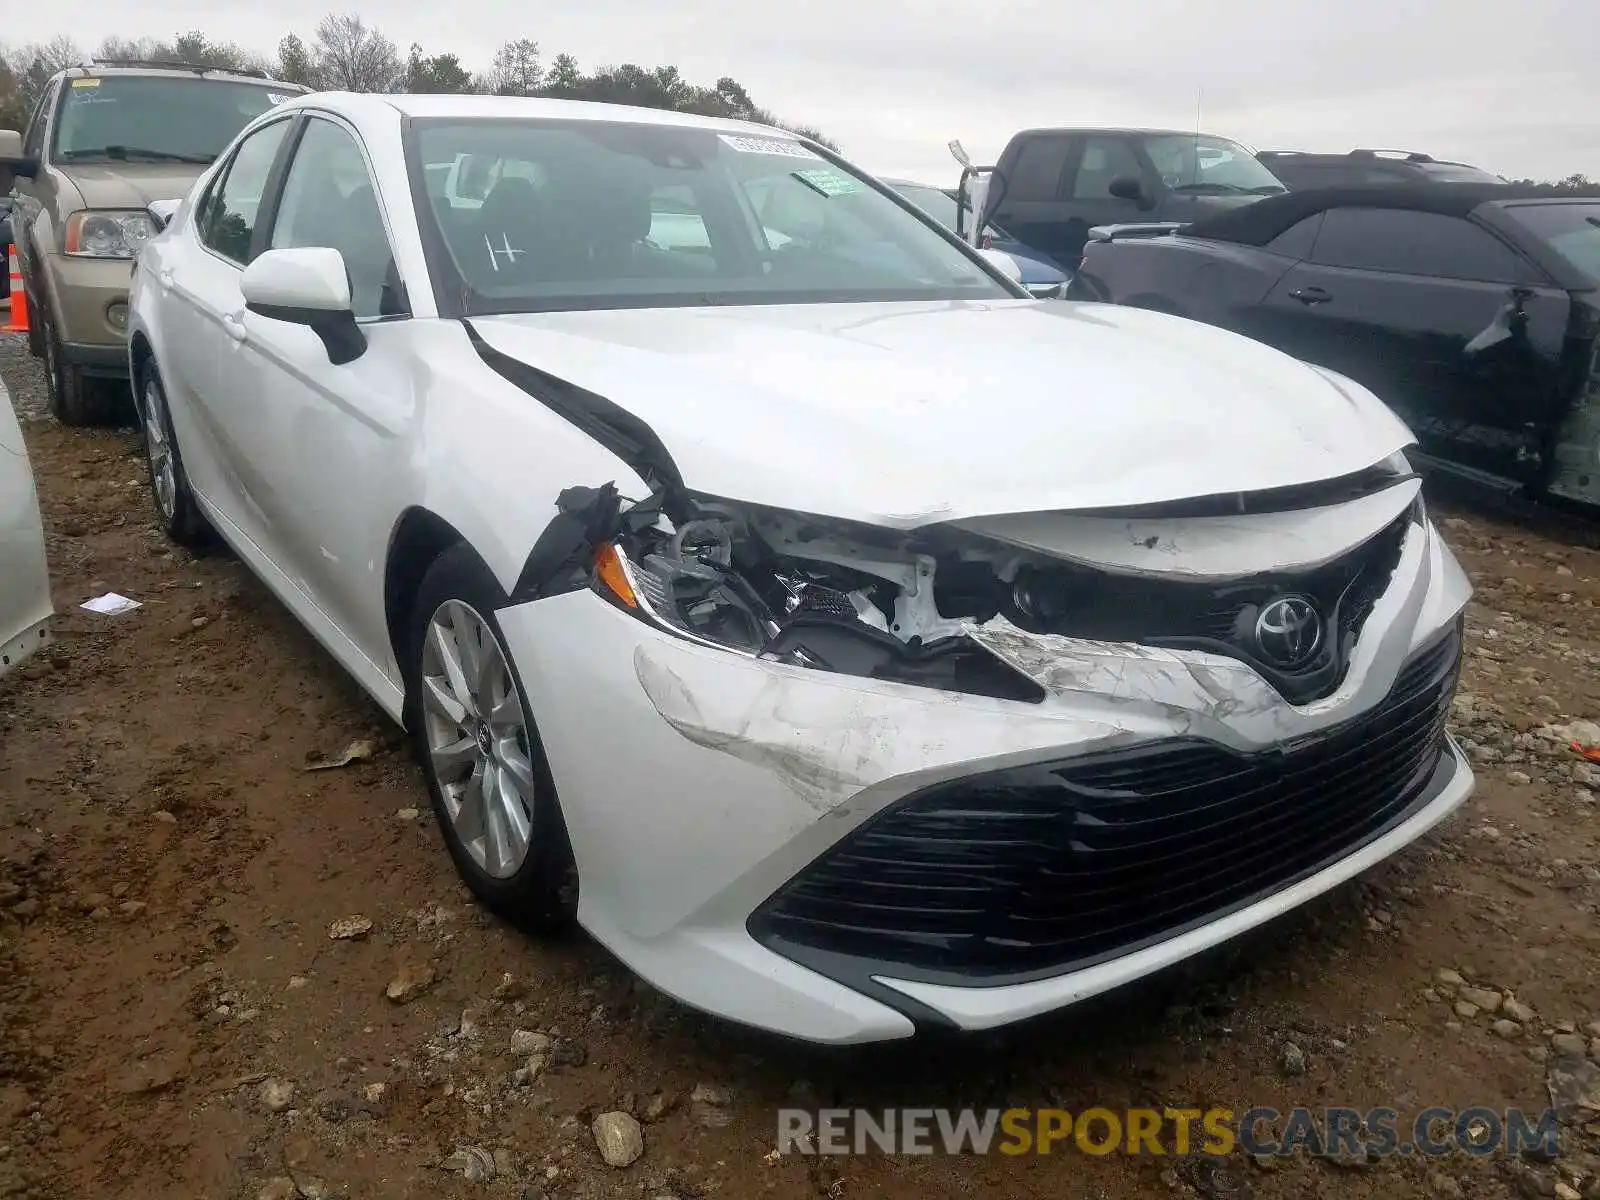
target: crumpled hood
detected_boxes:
[470,299,1414,527]
[60,164,207,211]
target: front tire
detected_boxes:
[140,367,211,548]
[405,544,577,929]
[23,248,45,360]
[41,302,122,426]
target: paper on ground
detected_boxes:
[81,592,142,615]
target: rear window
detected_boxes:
[1506,203,1600,284]
[52,75,293,165]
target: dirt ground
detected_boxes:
[4,331,1600,1200]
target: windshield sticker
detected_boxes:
[267,93,291,104]
[70,77,101,88]
[719,134,820,160]
[792,167,863,198]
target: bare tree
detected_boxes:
[488,38,541,96]
[96,31,262,71]
[33,35,85,73]
[311,12,400,93]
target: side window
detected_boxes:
[1311,208,1527,282]
[1006,135,1073,201]
[22,83,56,158]
[196,119,292,265]
[268,117,402,320]
[1069,136,1143,199]
[1266,213,1324,258]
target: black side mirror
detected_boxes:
[0,156,40,181]
[0,131,37,179]
[1109,175,1154,210]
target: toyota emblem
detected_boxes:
[1253,595,1323,668]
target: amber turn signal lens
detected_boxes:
[594,543,638,608]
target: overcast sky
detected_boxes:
[7,0,1596,183]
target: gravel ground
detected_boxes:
[3,328,1600,1200]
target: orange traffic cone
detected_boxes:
[2,249,28,335]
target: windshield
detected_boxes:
[1506,203,1600,284]
[410,119,1014,313]
[1141,135,1287,195]
[52,75,292,164]
[887,182,1019,242]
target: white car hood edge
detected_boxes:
[468,300,1415,529]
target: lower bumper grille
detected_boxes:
[750,623,1463,986]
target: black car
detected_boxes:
[1069,184,1600,508]
[977,127,1287,268]
[1258,149,1506,189]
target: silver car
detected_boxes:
[1,379,52,676]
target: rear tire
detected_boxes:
[404,543,577,930]
[41,302,123,426]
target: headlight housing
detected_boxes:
[585,501,1045,702]
[63,210,157,259]
[598,537,777,656]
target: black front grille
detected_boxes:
[750,623,1462,986]
[994,506,1416,705]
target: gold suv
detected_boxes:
[0,60,307,424]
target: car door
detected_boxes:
[1054,134,1151,263]
[159,115,296,528]
[1252,206,1567,480]
[987,133,1079,269]
[11,82,57,288]
[231,112,417,656]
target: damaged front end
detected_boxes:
[515,456,1425,710]
[490,456,1471,1040]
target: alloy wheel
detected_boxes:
[143,377,177,522]
[419,599,537,879]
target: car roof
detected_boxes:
[1009,127,1230,140]
[1258,150,1484,171]
[1181,182,1598,246]
[52,60,301,87]
[365,91,804,139]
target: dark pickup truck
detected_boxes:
[968,127,1287,268]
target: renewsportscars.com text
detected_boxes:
[776,1106,1561,1158]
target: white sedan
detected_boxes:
[1,378,52,677]
[126,92,1474,1044]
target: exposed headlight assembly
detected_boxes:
[598,537,776,655]
[588,504,1044,702]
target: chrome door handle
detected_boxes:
[157,268,174,288]
[221,312,248,342]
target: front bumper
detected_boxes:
[495,515,1474,1044]
[40,253,133,375]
